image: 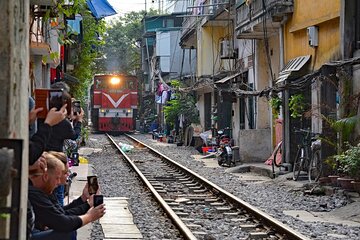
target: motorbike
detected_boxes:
[216,128,235,167]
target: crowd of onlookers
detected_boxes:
[28,82,105,240]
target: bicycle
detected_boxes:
[292,128,322,182]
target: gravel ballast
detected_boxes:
[86,133,360,240]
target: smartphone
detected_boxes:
[72,100,81,115]
[49,89,72,114]
[87,176,99,195]
[93,195,104,207]
[35,88,72,118]
[48,90,64,111]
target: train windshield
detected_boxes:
[94,75,136,90]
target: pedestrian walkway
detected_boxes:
[68,163,92,239]
[69,161,142,239]
[101,197,143,239]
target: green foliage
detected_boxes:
[70,4,106,102]
[331,115,359,143]
[324,156,338,171]
[289,94,306,118]
[0,213,9,219]
[97,11,145,74]
[42,0,84,45]
[163,80,199,128]
[80,126,90,146]
[334,143,360,179]
[269,95,282,118]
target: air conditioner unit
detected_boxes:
[220,40,235,59]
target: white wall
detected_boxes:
[156,32,171,72]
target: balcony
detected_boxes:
[179,9,198,48]
[202,0,235,27]
[236,0,293,39]
[180,0,234,47]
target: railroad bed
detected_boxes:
[89,135,359,240]
[108,134,308,239]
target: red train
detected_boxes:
[90,74,138,132]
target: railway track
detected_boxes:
[107,133,309,240]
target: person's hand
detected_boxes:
[75,108,84,122]
[29,107,43,125]
[29,154,47,175]
[87,204,106,222]
[88,194,94,207]
[81,183,90,202]
[87,187,102,207]
[44,104,67,126]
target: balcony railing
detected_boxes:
[180,0,233,46]
[236,0,293,38]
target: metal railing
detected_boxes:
[236,0,293,29]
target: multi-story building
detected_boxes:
[141,1,196,127]
[181,0,360,167]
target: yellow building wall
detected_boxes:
[284,0,341,69]
[256,34,280,129]
[197,25,229,76]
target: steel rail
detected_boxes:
[106,134,197,240]
[125,134,310,240]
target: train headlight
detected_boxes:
[127,109,131,113]
[110,77,120,85]
[100,109,105,113]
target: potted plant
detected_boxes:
[323,156,340,186]
[269,95,282,119]
[334,143,360,191]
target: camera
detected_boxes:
[93,195,103,207]
[35,88,72,118]
[72,100,81,115]
[87,176,99,195]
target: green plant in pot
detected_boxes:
[269,95,282,119]
[334,143,360,190]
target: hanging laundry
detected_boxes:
[157,82,164,96]
[161,90,168,104]
[155,95,162,104]
[179,114,185,128]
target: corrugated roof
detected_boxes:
[276,55,311,84]
[215,72,242,84]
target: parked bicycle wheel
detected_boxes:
[293,147,305,181]
[308,149,322,182]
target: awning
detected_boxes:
[276,55,311,84]
[215,72,242,84]
[86,0,117,19]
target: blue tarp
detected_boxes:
[86,0,117,19]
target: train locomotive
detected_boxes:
[90,74,138,132]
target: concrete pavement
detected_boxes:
[68,163,92,239]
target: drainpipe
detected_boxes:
[279,16,290,165]
[279,17,286,70]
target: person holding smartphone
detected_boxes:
[28,152,105,239]
[43,85,83,206]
